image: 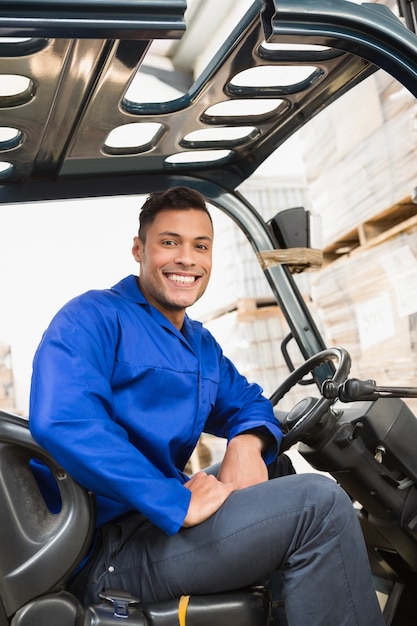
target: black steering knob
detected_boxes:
[283,397,318,432]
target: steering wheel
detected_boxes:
[270,347,351,451]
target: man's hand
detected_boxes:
[218,433,268,489]
[183,472,236,527]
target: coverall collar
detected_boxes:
[111,275,202,354]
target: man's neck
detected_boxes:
[136,277,186,330]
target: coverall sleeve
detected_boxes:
[205,348,283,464]
[29,297,191,535]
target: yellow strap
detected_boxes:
[178,595,190,626]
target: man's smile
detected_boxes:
[165,273,199,285]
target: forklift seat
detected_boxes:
[0,410,271,626]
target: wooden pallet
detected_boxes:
[323,197,417,265]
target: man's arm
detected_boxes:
[204,345,283,467]
[182,431,274,528]
[217,432,270,489]
[29,297,192,536]
[183,472,237,527]
[183,431,272,527]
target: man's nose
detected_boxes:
[175,244,196,265]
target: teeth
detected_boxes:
[167,274,196,284]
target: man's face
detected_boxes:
[132,208,213,327]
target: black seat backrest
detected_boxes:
[0,410,95,618]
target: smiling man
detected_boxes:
[132,193,213,328]
[29,187,384,625]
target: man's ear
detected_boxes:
[132,236,143,262]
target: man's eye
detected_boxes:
[196,244,208,250]
[162,240,177,246]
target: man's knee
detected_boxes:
[282,473,353,515]
[298,474,356,531]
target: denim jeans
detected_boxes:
[72,460,384,625]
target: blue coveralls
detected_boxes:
[29,275,384,625]
[29,275,282,533]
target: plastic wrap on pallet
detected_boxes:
[311,227,417,412]
[300,71,417,247]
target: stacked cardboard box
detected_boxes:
[298,45,417,411]
[300,70,417,248]
[310,226,417,412]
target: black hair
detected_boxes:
[138,186,212,242]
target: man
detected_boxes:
[29,187,384,625]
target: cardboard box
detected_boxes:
[311,227,417,412]
[300,71,417,247]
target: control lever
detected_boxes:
[322,378,417,402]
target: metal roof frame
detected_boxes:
[1,0,416,206]
[1,0,417,364]
[0,1,187,39]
